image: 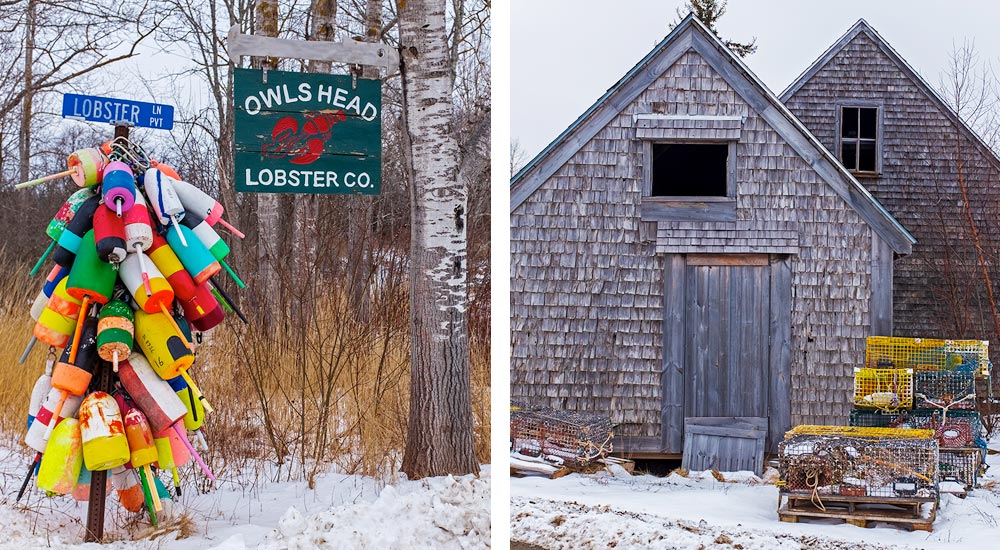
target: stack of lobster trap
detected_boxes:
[777,336,991,531]
[852,336,990,494]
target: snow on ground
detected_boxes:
[0,443,489,549]
[511,450,1000,549]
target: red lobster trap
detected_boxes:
[510,404,613,468]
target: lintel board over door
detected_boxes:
[661,254,792,454]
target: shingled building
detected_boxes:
[510,15,915,456]
[782,19,1000,355]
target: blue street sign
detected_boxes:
[61,94,174,130]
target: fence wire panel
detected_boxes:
[510,405,614,467]
[778,431,938,500]
[865,336,989,377]
[853,368,914,410]
[914,371,977,410]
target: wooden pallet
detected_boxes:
[777,493,937,532]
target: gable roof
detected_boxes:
[511,14,914,254]
[780,18,1000,172]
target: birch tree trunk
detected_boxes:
[399,0,477,478]
[254,0,281,326]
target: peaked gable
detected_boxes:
[511,15,914,254]
[780,18,1000,172]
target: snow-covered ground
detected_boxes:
[511,449,1000,549]
[0,444,489,549]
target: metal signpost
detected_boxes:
[233,68,382,195]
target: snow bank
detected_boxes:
[257,471,490,550]
[511,498,900,550]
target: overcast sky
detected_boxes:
[511,0,1000,163]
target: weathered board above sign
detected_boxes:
[233,68,381,195]
[62,93,174,130]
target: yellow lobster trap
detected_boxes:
[865,336,989,377]
[853,367,914,410]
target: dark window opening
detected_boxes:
[840,106,878,172]
[651,143,729,197]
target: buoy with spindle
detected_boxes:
[144,168,187,246]
[21,268,73,363]
[30,188,96,276]
[134,310,214,414]
[17,386,84,502]
[37,417,83,495]
[101,161,136,217]
[119,252,189,344]
[167,172,245,239]
[14,147,106,189]
[24,277,83,364]
[26,357,54,429]
[112,467,144,513]
[96,300,133,372]
[79,391,130,471]
[93,206,128,264]
[182,211,244,288]
[51,193,102,270]
[120,353,214,480]
[44,307,99,440]
[124,408,162,523]
[124,193,155,296]
[166,223,220,284]
[183,283,225,331]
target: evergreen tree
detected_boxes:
[674,0,757,57]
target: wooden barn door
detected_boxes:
[683,256,770,419]
[661,254,791,455]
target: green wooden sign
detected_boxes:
[233,68,381,194]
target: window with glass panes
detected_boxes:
[840,106,878,173]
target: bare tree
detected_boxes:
[398,0,477,478]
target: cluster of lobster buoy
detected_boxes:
[17,137,248,528]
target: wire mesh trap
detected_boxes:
[939,448,984,490]
[865,336,989,377]
[510,404,614,468]
[853,368,913,410]
[849,409,985,449]
[914,371,976,410]
[778,426,938,501]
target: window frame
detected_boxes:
[835,101,883,177]
[639,139,737,223]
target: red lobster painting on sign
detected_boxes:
[261,110,347,165]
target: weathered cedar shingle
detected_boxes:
[512,47,877,438]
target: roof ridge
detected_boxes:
[781,19,1000,169]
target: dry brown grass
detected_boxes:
[0,260,49,443]
[0,258,491,483]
